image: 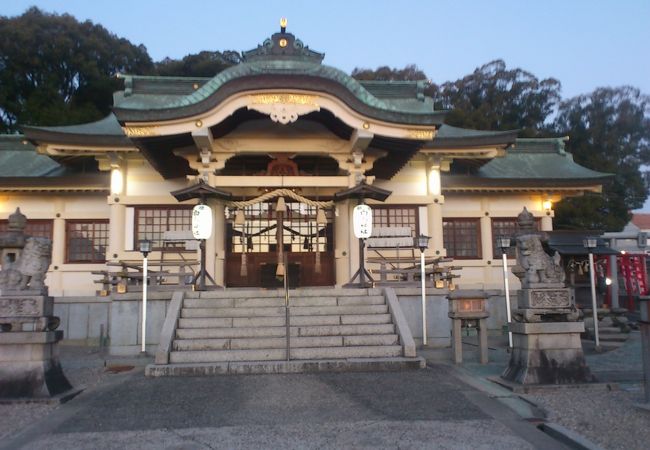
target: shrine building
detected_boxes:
[0,23,610,354]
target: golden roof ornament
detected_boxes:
[280,17,287,33]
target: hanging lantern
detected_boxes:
[234,209,246,225]
[276,196,286,213]
[276,262,285,277]
[316,208,327,225]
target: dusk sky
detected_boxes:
[4,1,650,210]
[4,0,650,100]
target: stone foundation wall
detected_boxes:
[53,288,515,355]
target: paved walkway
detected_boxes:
[3,362,564,449]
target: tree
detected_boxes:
[0,7,154,133]
[437,60,561,136]
[552,87,650,231]
[155,51,241,77]
[351,64,439,97]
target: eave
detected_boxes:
[0,174,109,193]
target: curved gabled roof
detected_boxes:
[22,114,131,147]
[112,30,446,126]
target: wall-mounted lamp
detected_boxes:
[110,168,123,195]
[428,167,441,196]
[542,199,552,213]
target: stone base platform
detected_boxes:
[0,331,73,399]
[146,357,426,377]
[501,322,594,385]
[488,376,612,394]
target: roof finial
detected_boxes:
[280,17,287,33]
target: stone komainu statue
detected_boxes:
[511,207,565,288]
[7,237,52,291]
[516,234,565,286]
[0,208,52,294]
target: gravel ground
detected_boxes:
[527,384,650,450]
[0,346,127,441]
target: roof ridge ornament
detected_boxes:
[241,20,325,64]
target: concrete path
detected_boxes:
[2,365,564,450]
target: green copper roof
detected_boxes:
[0,135,64,177]
[424,124,518,148]
[22,114,131,147]
[479,137,611,180]
[112,30,444,125]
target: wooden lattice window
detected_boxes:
[491,218,541,259]
[371,206,419,237]
[229,202,333,254]
[0,219,53,240]
[443,218,481,259]
[135,206,192,250]
[66,220,109,263]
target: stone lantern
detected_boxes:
[448,290,489,364]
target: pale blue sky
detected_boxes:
[4,1,650,210]
[3,0,649,99]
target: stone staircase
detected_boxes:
[146,287,423,376]
[584,311,631,350]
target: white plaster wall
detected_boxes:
[0,193,110,296]
[125,159,189,198]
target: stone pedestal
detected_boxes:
[0,330,72,398]
[0,295,72,399]
[501,321,593,384]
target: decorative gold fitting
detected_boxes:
[123,126,158,137]
[407,129,435,140]
[362,122,370,130]
[195,120,203,128]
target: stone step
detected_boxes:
[336,296,386,306]
[183,296,386,309]
[177,313,392,330]
[170,348,285,363]
[592,326,625,334]
[177,326,288,339]
[291,345,403,360]
[290,305,388,316]
[181,304,388,319]
[181,306,285,318]
[146,357,426,376]
[175,323,395,339]
[295,324,396,337]
[172,334,400,351]
[185,288,382,299]
[169,345,402,363]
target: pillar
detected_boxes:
[213,201,226,286]
[426,165,445,256]
[50,200,65,296]
[334,200,351,286]
[51,200,65,268]
[108,161,127,262]
[108,202,126,261]
[609,254,620,309]
[348,200,360,282]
